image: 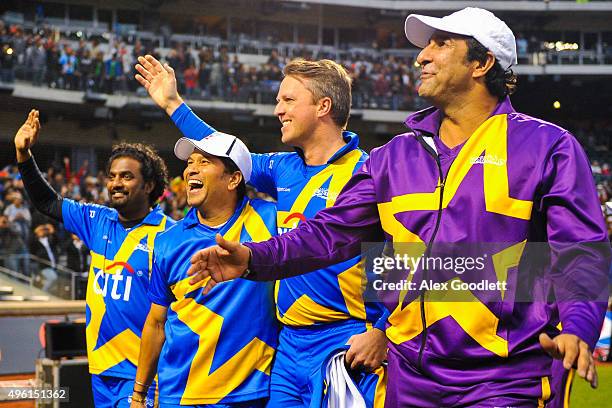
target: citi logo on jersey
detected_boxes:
[93,262,136,301]
[278,212,306,234]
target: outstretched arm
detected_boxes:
[188,159,384,292]
[135,54,276,194]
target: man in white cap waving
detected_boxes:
[186,7,609,407]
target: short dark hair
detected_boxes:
[466,38,517,100]
[106,143,169,205]
[219,157,246,202]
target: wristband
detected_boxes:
[241,249,253,278]
[134,380,151,388]
[131,394,146,403]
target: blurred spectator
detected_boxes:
[104,53,125,93]
[30,223,59,291]
[91,51,105,92]
[198,48,212,98]
[65,233,89,273]
[168,176,187,218]
[25,37,46,86]
[82,176,101,202]
[4,190,31,245]
[373,68,391,108]
[0,214,26,272]
[46,43,61,88]
[267,49,281,67]
[592,160,602,175]
[209,57,225,99]
[59,46,77,89]
[78,49,93,91]
[184,63,198,96]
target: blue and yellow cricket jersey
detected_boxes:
[61,200,173,379]
[171,103,388,330]
[148,198,278,405]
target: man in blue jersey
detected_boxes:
[135,55,388,407]
[130,131,278,407]
[15,109,174,408]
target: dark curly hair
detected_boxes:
[466,38,517,100]
[106,143,169,205]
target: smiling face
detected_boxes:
[273,75,319,147]
[416,31,475,105]
[106,157,152,215]
[183,151,242,210]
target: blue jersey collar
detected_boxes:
[182,197,248,230]
[105,205,166,226]
[294,131,361,165]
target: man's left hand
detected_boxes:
[539,332,598,388]
[345,328,388,371]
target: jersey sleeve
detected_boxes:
[539,132,610,348]
[148,251,175,307]
[249,153,278,198]
[170,102,217,140]
[60,199,107,249]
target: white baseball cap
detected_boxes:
[404,7,517,70]
[174,132,252,182]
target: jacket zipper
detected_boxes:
[416,134,447,371]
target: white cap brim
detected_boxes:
[174,138,198,161]
[405,14,471,49]
[174,133,252,182]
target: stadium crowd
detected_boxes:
[1,19,611,296]
[0,20,425,110]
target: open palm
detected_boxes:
[15,109,41,152]
[135,55,181,112]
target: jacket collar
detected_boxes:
[404,96,516,137]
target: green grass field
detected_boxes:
[570,363,612,407]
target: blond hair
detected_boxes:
[283,58,352,128]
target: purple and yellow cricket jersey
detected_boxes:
[148,198,278,405]
[171,103,388,330]
[61,200,174,379]
[242,97,610,406]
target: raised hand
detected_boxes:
[187,234,251,294]
[135,54,183,115]
[15,109,41,163]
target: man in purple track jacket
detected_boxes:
[186,8,610,407]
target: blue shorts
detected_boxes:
[91,374,156,408]
[268,319,386,408]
